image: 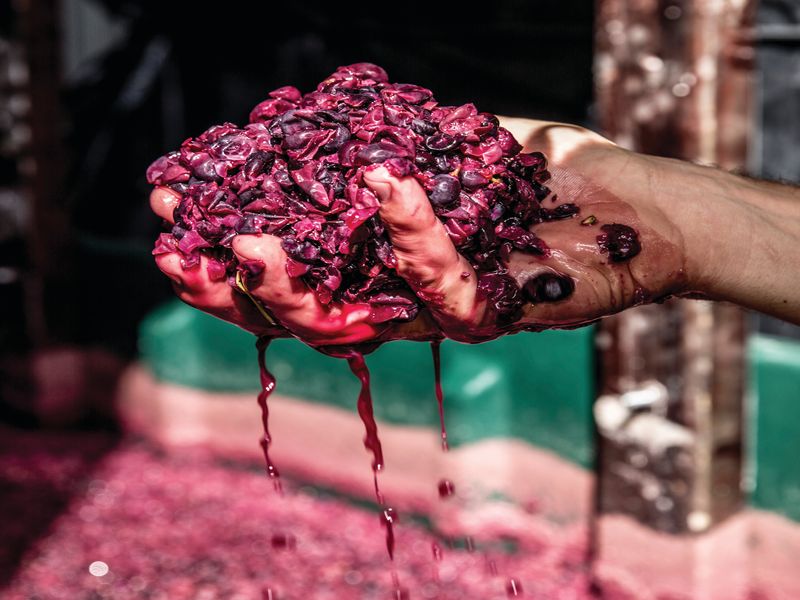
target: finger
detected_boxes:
[232,234,385,344]
[363,167,485,329]
[155,251,239,313]
[155,251,285,336]
[150,186,181,224]
[232,234,319,313]
[154,251,185,286]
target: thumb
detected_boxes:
[363,166,484,328]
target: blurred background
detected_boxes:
[1,0,799,598]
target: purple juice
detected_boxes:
[431,341,448,451]
[256,337,281,492]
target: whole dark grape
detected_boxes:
[429,175,461,207]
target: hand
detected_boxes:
[361,119,692,341]
[496,119,800,328]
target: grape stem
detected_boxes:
[235,270,278,326]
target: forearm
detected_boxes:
[648,155,800,324]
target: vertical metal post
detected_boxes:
[593,0,756,596]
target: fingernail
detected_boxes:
[363,169,392,203]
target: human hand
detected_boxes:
[359,118,691,341]
[494,119,800,329]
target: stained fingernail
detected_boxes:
[363,168,392,202]
[522,273,575,303]
[231,235,263,260]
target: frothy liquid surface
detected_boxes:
[0,428,595,599]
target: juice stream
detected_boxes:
[431,340,448,452]
[256,337,281,492]
[255,339,519,597]
[345,350,408,598]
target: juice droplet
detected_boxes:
[487,558,498,576]
[270,533,296,550]
[341,349,400,565]
[437,479,455,498]
[506,578,523,597]
[431,542,443,561]
[431,341,449,451]
[373,471,385,506]
[391,570,408,599]
[256,338,281,492]
[380,507,398,560]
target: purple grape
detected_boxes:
[459,169,488,190]
[356,141,410,165]
[509,152,547,179]
[322,125,351,152]
[425,133,459,153]
[191,158,220,182]
[429,175,461,207]
[243,151,274,178]
[522,273,575,303]
[411,118,437,136]
[543,203,580,221]
[597,224,641,263]
[281,237,321,263]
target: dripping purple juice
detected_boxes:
[255,338,281,492]
[431,340,448,451]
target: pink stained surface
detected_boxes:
[0,427,595,600]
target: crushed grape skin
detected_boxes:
[0,429,596,600]
[596,223,641,263]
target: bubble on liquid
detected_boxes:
[672,82,691,98]
[88,561,109,577]
[344,570,363,585]
[431,543,443,561]
[506,578,523,596]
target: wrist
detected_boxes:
[644,155,741,296]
